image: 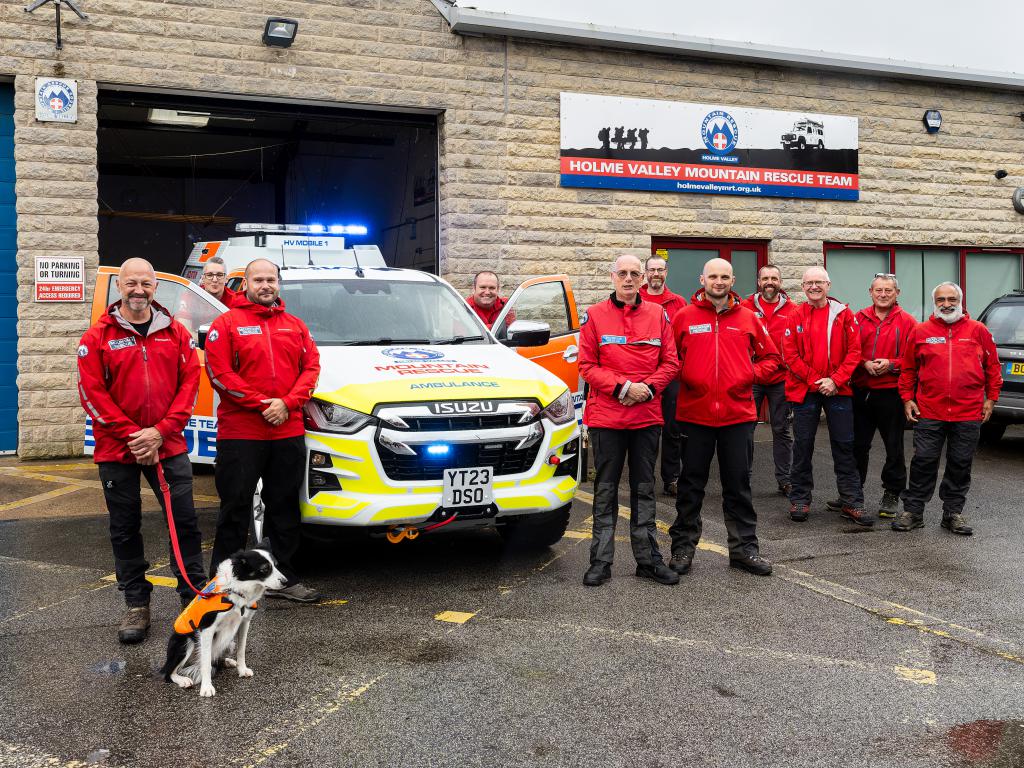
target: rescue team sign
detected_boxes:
[559,92,859,201]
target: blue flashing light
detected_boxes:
[425,444,450,456]
[329,224,368,236]
[308,224,325,233]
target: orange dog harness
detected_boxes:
[172,579,256,635]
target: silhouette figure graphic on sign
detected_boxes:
[613,126,626,150]
[625,128,638,150]
[598,126,611,150]
[639,128,649,150]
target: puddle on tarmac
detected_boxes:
[947,720,1024,767]
[88,660,126,676]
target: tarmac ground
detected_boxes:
[1,424,1023,767]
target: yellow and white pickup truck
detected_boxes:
[89,224,583,546]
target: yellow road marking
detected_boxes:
[435,610,476,624]
[0,485,83,513]
[236,677,380,767]
[0,467,219,503]
[16,462,98,472]
[573,487,1024,667]
[101,573,178,588]
[317,599,349,607]
[894,666,937,685]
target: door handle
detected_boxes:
[563,345,578,363]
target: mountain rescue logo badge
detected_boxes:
[35,79,77,122]
[701,110,739,156]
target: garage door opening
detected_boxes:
[97,91,438,275]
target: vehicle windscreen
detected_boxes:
[984,302,1024,347]
[279,278,492,346]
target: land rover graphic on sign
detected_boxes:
[781,119,825,150]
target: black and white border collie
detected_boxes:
[160,545,286,697]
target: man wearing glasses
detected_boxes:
[782,267,871,526]
[639,255,687,496]
[200,256,245,308]
[846,273,917,519]
[579,254,680,587]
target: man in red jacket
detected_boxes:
[466,271,509,328]
[850,274,918,518]
[741,263,795,495]
[199,256,245,307]
[639,255,687,496]
[669,259,780,577]
[895,282,1002,535]
[206,258,322,602]
[782,267,872,526]
[77,258,205,644]
[579,254,680,587]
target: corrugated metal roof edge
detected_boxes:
[429,0,1024,93]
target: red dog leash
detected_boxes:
[156,462,207,598]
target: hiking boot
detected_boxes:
[825,498,843,512]
[267,582,321,603]
[840,505,875,527]
[118,605,150,644]
[878,490,901,518]
[941,514,973,536]
[891,510,924,531]
[635,562,680,585]
[583,562,611,587]
[664,481,678,497]
[669,552,693,574]
[729,552,773,576]
[789,502,810,522]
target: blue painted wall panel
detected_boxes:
[0,84,17,452]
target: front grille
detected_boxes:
[399,414,522,431]
[377,439,541,481]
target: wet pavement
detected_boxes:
[1,426,1023,767]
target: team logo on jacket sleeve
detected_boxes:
[77,344,88,357]
[189,338,196,350]
[208,329,219,343]
[580,311,588,325]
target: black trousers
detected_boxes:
[659,380,686,485]
[903,418,981,518]
[752,381,792,487]
[210,436,305,584]
[98,453,205,607]
[588,425,663,567]
[853,387,907,493]
[670,421,759,558]
[790,393,863,508]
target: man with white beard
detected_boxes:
[895,282,1002,535]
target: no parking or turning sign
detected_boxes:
[34,256,84,302]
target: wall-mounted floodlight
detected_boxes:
[922,110,942,134]
[263,17,297,47]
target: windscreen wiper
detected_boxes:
[337,338,432,346]
[432,335,487,344]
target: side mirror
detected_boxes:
[198,325,210,350]
[503,320,550,348]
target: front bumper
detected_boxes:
[993,391,1024,423]
[299,420,580,527]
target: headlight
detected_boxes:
[303,399,375,434]
[539,390,574,425]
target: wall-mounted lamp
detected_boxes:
[922,109,942,134]
[995,169,1009,180]
[1013,188,1024,215]
[263,17,298,47]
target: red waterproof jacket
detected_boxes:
[851,304,917,390]
[218,286,246,308]
[579,293,679,429]
[898,314,1002,422]
[740,291,795,385]
[466,295,509,329]
[672,291,781,427]
[639,285,687,323]
[205,297,321,440]
[78,301,200,463]
[782,298,861,403]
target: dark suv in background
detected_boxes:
[978,290,1024,442]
